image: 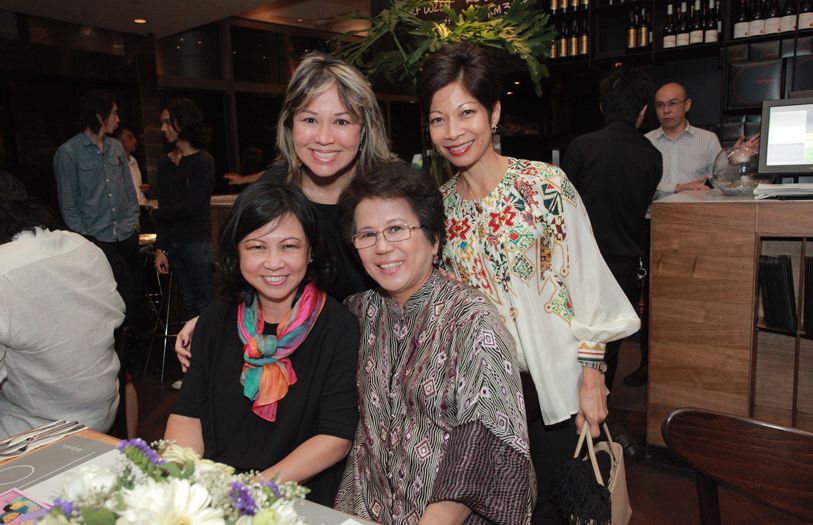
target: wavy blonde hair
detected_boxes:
[276,52,396,187]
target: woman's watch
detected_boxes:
[582,361,608,374]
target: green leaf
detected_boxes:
[80,507,116,525]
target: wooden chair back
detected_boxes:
[110,326,129,439]
[662,408,813,525]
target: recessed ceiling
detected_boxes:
[0,0,370,38]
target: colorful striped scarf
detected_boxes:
[237,282,326,421]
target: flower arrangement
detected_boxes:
[40,439,308,525]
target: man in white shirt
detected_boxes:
[114,127,148,205]
[0,171,124,438]
[645,82,722,200]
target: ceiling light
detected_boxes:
[506,91,514,95]
[133,18,147,24]
[513,81,520,85]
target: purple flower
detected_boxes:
[117,438,165,465]
[53,498,76,517]
[262,480,281,498]
[229,481,258,516]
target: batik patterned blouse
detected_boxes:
[441,158,640,425]
[335,272,535,525]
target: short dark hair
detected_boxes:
[338,161,445,254]
[417,43,501,119]
[218,181,328,304]
[79,90,115,134]
[164,98,211,149]
[0,171,57,244]
[599,68,654,124]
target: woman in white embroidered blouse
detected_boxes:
[417,43,640,523]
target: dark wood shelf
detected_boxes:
[755,322,813,340]
[593,0,648,13]
[654,42,721,62]
[723,105,763,114]
[726,27,813,45]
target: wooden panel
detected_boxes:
[798,338,813,430]
[757,201,813,237]
[648,201,757,446]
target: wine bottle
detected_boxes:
[664,3,677,48]
[581,0,590,10]
[549,35,559,59]
[749,0,766,36]
[559,21,569,57]
[705,1,720,41]
[639,8,651,47]
[580,17,590,55]
[551,0,559,15]
[781,0,798,31]
[690,0,705,43]
[801,0,813,29]
[734,0,750,37]
[628,10,639,48]
[716,0,723,33]
[570,18,580,56]
[765,0,782,32]
[677,2,691,45]
[570,0,579,13]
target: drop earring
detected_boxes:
[491,125,498,135]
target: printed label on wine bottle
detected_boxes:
[801,12,813,29]
[704,29,719,42]
[676,33,690,46]
[690,29,704,43]
[733,21,750,38]
[664,35,677,48]
[748,20,765,35]
[764,17,781,33]
[780,15,797,31]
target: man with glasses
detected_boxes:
[645,82,722,199]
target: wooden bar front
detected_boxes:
[647,192,813,447]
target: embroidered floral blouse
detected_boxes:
[335,272,535,525]
[440,158,640,425]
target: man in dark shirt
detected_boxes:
[562,68,662,397]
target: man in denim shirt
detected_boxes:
[54,90,141,367]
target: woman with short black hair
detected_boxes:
[165,181,360,506]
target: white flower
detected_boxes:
[161,443,203,466]
[116,477,225,525]
[62,464,118,502]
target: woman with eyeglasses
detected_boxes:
[417,43,640,523]
[334,162,535,525]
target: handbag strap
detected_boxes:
[573,422,616,487]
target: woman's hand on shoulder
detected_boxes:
[175,316,199,372]
[577,367,608,438]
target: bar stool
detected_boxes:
[139,234,181,383]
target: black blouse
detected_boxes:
[172,297,360,505]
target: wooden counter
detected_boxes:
[647,191,813,447]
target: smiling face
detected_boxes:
[353,197,437,307]
[428,81,500,172]
[238,213,310,321]
[160,109,179,144]
[292,84,362,180]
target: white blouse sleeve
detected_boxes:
[544,167,641,364]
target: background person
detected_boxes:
[0,171,123,438]
[165,181,359,506]
[335,162,535,525]
[418,43,639,524]
[114,126,148,205]
[53,90,141,368]
[174,51,396,369]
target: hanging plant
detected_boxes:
[333,0,556,183]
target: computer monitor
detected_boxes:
[758,97,813,177]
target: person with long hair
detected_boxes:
[417,43,640,523]
[174,52,396,369]
[165,181,360,505]
[152,98,216,319]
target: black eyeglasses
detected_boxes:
[654,99,688,112]
[352,224,423,249]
